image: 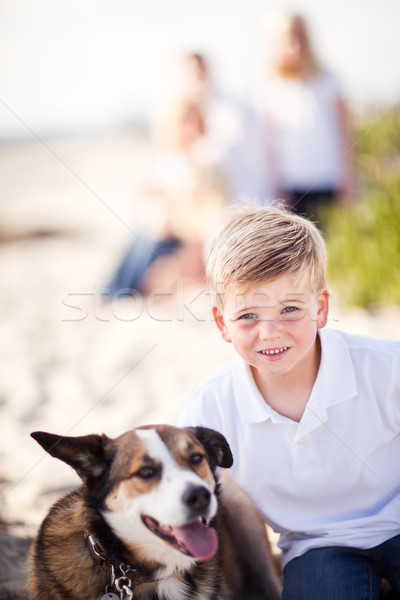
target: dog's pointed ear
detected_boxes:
[31,431,113,483]
[186,427,233,470]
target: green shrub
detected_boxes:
[325,106,400,308]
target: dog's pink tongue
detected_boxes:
[173,521,218,560]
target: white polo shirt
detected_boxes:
[177,328,400,568]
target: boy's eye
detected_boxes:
[281,306,303,319]
[239,312,257,320]
[282,306,297,313]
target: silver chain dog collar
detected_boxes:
[85,532,135,599]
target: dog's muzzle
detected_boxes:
[141,483,218,561]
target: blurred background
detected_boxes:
[1,0,400,139]
[1,0,399,300]
[0,1,400,591]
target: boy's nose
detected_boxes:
[258,317,282,339]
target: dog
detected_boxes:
[27,425,281,600]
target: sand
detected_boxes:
[0,131,399,543]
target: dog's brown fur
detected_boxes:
[27,425,281,600]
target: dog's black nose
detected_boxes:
[183,485,211,512]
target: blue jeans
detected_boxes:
[282,535,400,599]
[103,234,181,297]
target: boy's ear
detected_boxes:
[316,289,330,329]
[212,305,232,343]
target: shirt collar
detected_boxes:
[295,328,358,440]
[310,328,357,409]
[233,360,294,425]
[232,328,358,427]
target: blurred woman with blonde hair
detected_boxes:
[256,12,354,227]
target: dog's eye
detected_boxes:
[190,453,204,465]
[135,466,157,479]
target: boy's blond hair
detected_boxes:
[207,206,327,305]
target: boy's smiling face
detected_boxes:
[212,275,329,386]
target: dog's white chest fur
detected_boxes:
[155,576,213,600]
[155,577,189,600]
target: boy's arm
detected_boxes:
[177,382,226,439]
[176,393,201,428]
[177,390,221,430]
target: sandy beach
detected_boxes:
[1,131,399,546]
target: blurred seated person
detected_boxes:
[103,98,226,299]
[153,51,272,205]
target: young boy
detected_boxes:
[177,206,400,599]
